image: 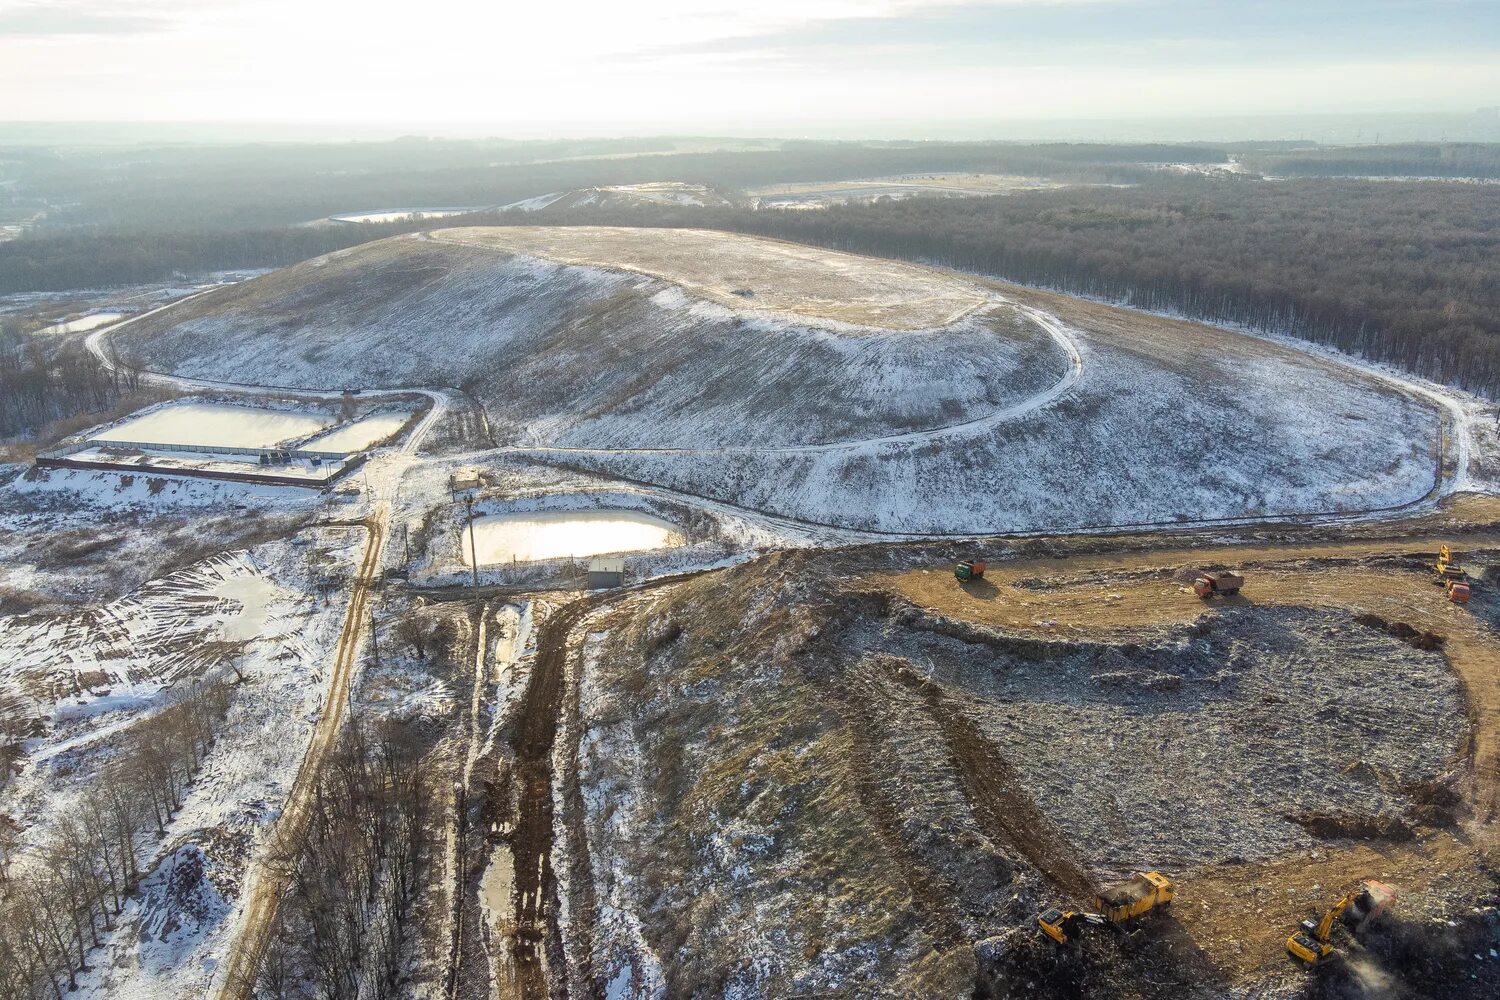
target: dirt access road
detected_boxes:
[880,526,1500,983]
[212,515,386,999]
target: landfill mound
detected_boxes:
[111,230,1066,450]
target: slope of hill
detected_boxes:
[113,229,1068,449]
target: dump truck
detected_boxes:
[1038,872,1175,945]
[1192,571,1243,599]
[1096,871,1174,924]
[955,559,986,583]
[1286,879,1396,966]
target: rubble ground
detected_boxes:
[560,522,1500,998]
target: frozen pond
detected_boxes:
[463,510,681,565]
[301,411,411,452]
[331,207,479,224]
[89,401,332,450]
[38,312,124,335]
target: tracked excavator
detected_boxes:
[1285,879,1397,966]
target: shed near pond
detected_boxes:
[587,557,625,589]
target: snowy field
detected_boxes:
[501,182,734,212]
[433,226,989,329]
[88,400,333,450]
[0,527,364,1000]
[330,207,480,223]
[463,509,680,565]
[551,289,1444,533]
[747,172,1076,209]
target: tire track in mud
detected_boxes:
[836,674,970,949]
[906,673,1100,902]
[506,573,708,1000]
[509,597,595,997]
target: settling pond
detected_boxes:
[462,510,681,565]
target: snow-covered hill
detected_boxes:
[115,229,1068,449]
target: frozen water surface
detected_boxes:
[463,510,680,565]
[88,401,332,450]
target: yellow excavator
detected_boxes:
[1285,879,1397,966]
[1038,871,1175,944]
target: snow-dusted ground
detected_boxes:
[1,527,363,1000]
[111,230,1066,450]
[36,310,125,335]
[747,172,1078,208]
[433,226,991,329]
[89,400,333,450]
[330,207,481,224]
[552,308,1444,533]
[501,182,733,213]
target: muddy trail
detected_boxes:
[509,596,595,998]
[504,571,705,1000]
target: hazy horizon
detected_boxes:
[1,1,1496,138]
[2,110,1499,148]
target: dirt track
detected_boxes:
[508,595,599,998]
[877,528,1500,982]
[213,515,386,1000]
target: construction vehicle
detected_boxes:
[1038,872,1175,944]
[1434,545,1473,603]
[1192,571,1244,599]
[955,559,986,583]
[1037,907,1108,944]
[1096,871,1174,923]
[1285,879,1397,966]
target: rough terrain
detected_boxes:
[555,509,1500,998]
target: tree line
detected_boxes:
[0,681,231,999]
[1241,142,1500,179]
[253,719,430,1000]
[9,139,1221,231]
[0,225,423,295]
[0,325,150,439]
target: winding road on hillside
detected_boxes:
[83,279,1475,540]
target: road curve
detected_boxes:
[82,304,455,437]
[497,302,1084,458]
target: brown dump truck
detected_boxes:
[1192,571,1244,599]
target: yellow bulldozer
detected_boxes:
[1435,545,1473,604]
[1038,871,1175,944]
[1285,879,1397,966]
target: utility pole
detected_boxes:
[465,493,480,594]
[369,603,380,669]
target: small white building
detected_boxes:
[587,557,625,589]
[450,466,482,495]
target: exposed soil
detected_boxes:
[555,523,1500,998]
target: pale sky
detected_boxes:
[1,0,1497,134]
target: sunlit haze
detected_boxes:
[1,0,1497,136]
